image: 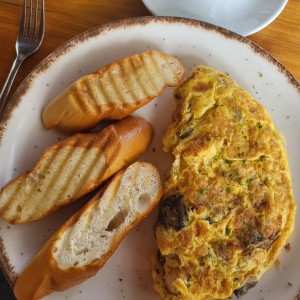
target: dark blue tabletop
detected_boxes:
[0,268,15,300]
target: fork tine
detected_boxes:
[0,0,45,115]
[32,0,38,39]
[28,0,32,38]
[20,0,45,42]
[18,0,27,37]
[37,0,45,41]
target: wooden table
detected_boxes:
[0,0,299,98]
[0,0,299,298]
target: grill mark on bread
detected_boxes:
[0,147,73,222]
[8,144,103,220]
[96,78,111,108]
[65,148,104,196]
[0,148,59,218]
[90,77,106,108]
[135,53,159,97]
[41,50,184,132]
[53,162,163,268]
[106,64,127,105]
[84,150,107,185]
[25,147,76,213]
[126,57,147,102]
[70,148,104,194]
[71,82,87,115]
[118,60,140,104]
[0,176,24,218]
[95,74,115,107]
[0,116,153,223]
[13,162,163,299]
[101,69,122,106]
[107,64,130,106]
[145,52,166,90]
[70,82,92,116]
[137,53,160,100]
[79,79,98,114]
[0,134,107,222]
[79,76,99,109]
[54,173,121,265]
[47,148,104,207]
[40,132,116,206]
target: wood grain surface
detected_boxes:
[0,0,299,103]
[0,0,299,298]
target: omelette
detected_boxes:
[152,66,296,299]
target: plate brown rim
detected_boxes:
[0,15,299,287]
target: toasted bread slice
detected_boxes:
[13,162,163,300]
[0,116,153,223]
[42,50,185,133]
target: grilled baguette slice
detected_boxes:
[14,162,163,300]
[42,50,185,133]
[0,116,153,224]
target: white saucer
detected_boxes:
[142,0,288,36]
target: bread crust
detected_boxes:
[41,50,185,133]
[0,116,153,223]
[13,162,163,300]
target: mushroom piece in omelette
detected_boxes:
[152,66,296,300]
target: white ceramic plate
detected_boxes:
[0,17,299,300]
[142,0,289,36]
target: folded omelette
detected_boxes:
[152,66,296,299]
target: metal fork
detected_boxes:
[0,0,45,116]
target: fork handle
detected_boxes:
[0,56,24,116]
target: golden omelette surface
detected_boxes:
[152,66,296,300]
